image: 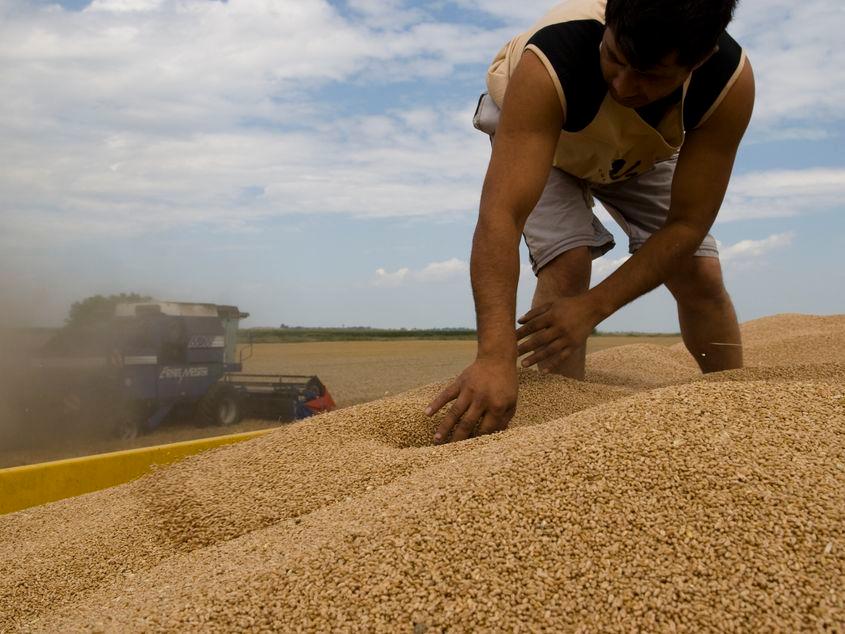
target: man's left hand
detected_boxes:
[516,294,600,369]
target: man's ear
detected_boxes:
[691,45,720,71]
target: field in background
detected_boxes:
[0,335,681,468]
[239,336,682,407]
[243,327,477,343]
[241,327,680,343]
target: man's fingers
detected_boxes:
[515,314,550,340]
[521,341,568,369]
[517,329,558,357]
[449,403,485,443]
[517,303,551,325]
[434,392,472,444]
[476,409,510,438]
[425,381,460,416]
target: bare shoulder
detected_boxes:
[499,49,566,134]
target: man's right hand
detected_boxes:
[424,357,518,445]
[421,51,561,446]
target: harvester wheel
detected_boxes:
[109,397,144,440]
[114,416,141,440]
[198,384,243,427]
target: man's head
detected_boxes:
[601,0,739,108]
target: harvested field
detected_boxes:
[0,335,679,468]
[1,314,843,631]
[239,335,680,407]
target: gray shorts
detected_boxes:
[473,93,719,275]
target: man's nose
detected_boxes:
[612,69,640,98]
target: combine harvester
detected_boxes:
[20,301,335,439]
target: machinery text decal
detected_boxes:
[159,367,210,380]
[188,335,225,349]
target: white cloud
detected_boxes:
[730,168,845,196]
[0,0,504,245]
[748,127,831,144]
[345,0,427,29]
[719,232,794,262]
[0,0,842,251]
[417,257,470,282]
[0,0,504,123]
[89,0,164,12]
[591,254,630,280]
[372,267,411,288]
[371,257,469,286]
[719,168,845,222]
[0,103,491,245]
[731,0,845,131]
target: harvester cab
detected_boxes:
[26,302,335,439]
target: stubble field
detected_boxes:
[240,335,682,408]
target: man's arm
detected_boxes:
[425,50,563,443]
[473,53,564,361]
[517,60,755,367]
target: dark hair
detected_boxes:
[604,0,739,69]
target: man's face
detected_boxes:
[599,28,693,109]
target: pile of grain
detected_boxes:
[585,343,699,389]
[1,313,843,632]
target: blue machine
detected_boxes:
[25,302,334,439]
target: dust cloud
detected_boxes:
[0,283,61,464]
[0,283,136,467]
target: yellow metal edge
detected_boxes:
[0,429,274,516]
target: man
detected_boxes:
[426,0,754,444]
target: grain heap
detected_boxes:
[1,313,843,632]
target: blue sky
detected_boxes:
[1,0,843,331]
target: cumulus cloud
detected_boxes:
[372,266,411,288]
[372,257,469,286]
[0,0,841,251]
[719,232,795,262]
[89,0,164,12]
[417,257,470,282]
[0,102,490,245]
[719,168,845,222]
[0,0,503,245]
[730,0,845,131]
[591,255,631,280]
